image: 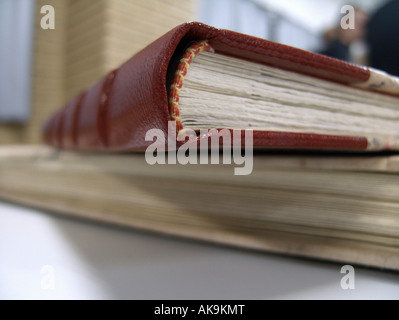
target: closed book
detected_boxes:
[1,146,399,270]
[42,22,399,152]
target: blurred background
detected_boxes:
[0,0,395,146]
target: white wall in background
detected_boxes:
[254,0,390,34]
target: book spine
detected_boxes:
[43,24,188,151]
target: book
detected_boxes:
[42,22,399,152]
[25,22,399,270]
[1,145,399,270]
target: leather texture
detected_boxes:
[43,22,371,151]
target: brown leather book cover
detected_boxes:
[42,22,397,152]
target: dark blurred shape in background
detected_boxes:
[319,7,369,65]
[367,0,399,76]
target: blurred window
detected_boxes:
[199,0,321,51]
[0,0,35,123]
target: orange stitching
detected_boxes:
[169,40,213,132]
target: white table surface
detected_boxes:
[1,201,398,300]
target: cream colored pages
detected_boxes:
[178,51,399,150]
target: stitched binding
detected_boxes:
[169,40,213,132]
